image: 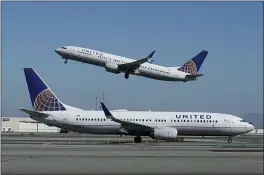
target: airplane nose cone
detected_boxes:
[55,48,60,54]
[55,48,64,56]
[247,123,255,132]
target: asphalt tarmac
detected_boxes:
[1,133,263,175]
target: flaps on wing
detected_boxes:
[118,50,156,72]
[100,102,154,132]
[19,109,49,118]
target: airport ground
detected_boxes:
[1,133,263,175]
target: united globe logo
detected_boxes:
[178,60,197,75]
[34,89,66,111]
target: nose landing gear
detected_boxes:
[64,59,68,64]
[228,136,232,143]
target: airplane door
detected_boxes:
[62,115,68,125]
[225,119,230,128]
[153,119,158,128]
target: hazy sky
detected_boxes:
[2,2,263,117]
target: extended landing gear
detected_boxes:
[134,136,142,143]
[125,73,129,79]
[64,59,68,64]
[228,136,232,143]
[175,137,184,142]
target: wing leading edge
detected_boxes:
[100,102,154,133]
[118,50,155,72]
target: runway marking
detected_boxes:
[2,156,263,164]
[42,142,52,145]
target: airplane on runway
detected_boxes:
[20,68,254,143]
[55,46,208,82]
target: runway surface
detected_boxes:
[1,133,263,175]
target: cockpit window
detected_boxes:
[61,47,67,49]
[240,120,246,122]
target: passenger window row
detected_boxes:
[77,49,171,75]
[76,118,106,121]
[76,118,217,123]
[170,119,218,123]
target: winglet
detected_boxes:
[100,102,113,120]
[148,50,156,58]
[147,50,155,63]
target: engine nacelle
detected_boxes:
[151,127,178,141]
[105,63,120,74]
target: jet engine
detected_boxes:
[150,127,178,141]
[105,63,120,74]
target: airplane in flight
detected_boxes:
[20,68,254,143]
[55,46,208,82]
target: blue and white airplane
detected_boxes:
[55,46,208,82]
[20,68,254,143]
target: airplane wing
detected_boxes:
[19,109,49,118]
[100,102,154,133]
[19,120,39,123]
[118,50,155,72]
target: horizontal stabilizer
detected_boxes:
[19,109,49,118]
[185,74,204,81]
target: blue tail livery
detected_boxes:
[148,50,155,63]
[24,68,67,111]
[178,50,208,75]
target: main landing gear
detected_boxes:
[228,136,232,143]
[134,136,142,143]
[125,73,129,79]
[64,59,68,64]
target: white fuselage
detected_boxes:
[55,46,188,81]
[34,108,254,137]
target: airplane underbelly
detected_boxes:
[66,125,120,134]
[177,126,235,136]
[139,71,177,81]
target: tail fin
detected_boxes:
[178,50,208,74]
[24,68,67,112]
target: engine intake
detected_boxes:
[105,63,120,74]
[151,127,178,141]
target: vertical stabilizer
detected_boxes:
[24,68,67,112]
[178,50,208,74]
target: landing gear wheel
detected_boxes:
[64,60,68,64]
[125,73,129,79]
[228,137,232,143]
[134,136,142,143]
